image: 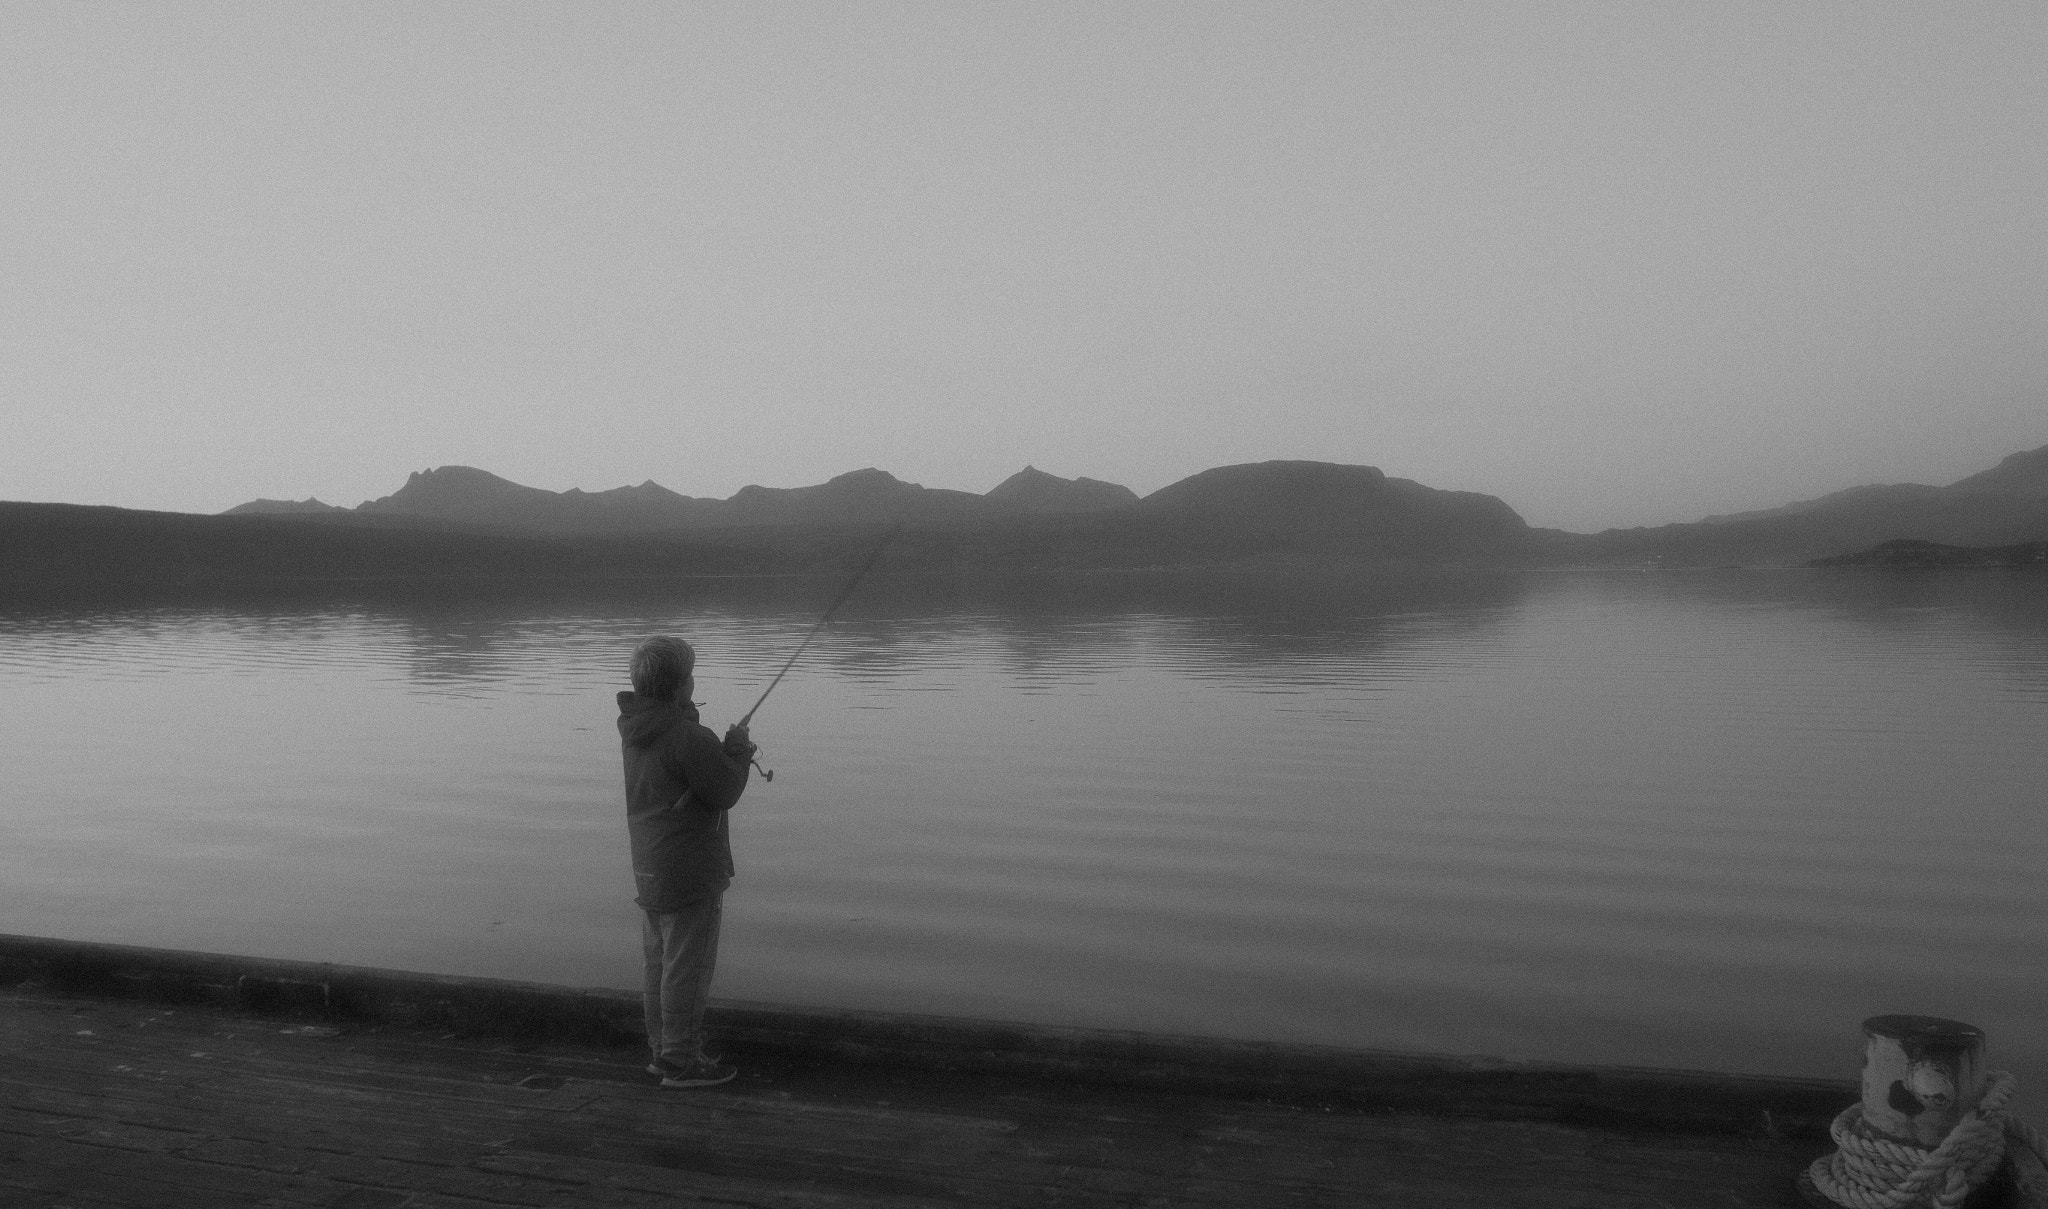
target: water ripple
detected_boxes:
[2,569,2045,1090]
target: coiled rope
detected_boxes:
[1807,1071,2048,1209]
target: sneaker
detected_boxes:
[648,1055,736,1087]
[645,1052,722,1078]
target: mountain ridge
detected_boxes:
[0,459,1534,587]
[280,459,1533,558]
[334,464,1110,532]
[221,497,347,516]
[986,466,1141,513]
[1570,442,2048,564]
[20,441,2046,585]
[1696,444,2048,526]
[233,441,2048,540]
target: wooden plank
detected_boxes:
[174,1137,566,1206]
[1,1072,532,1168]
[1,1041,595,1126]
[0,1173,272,1209]
[0,1132,355,1208]
[5,1031,602,1116]
[471,1146,983,1208]
[4,1051,1818,1209]
[0,1082,528,1176]
[11,1057,992,1204]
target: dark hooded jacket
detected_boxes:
[618,692,751,911]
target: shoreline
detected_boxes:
[0,931,1852,1143]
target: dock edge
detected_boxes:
[0,932,1852,1141]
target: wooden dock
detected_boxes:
[0,935,1841,1207]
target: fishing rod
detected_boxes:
[735,523,903,780]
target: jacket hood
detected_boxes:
[616,691,700,749]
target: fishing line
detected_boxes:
[735,523,903,779]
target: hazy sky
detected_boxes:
[5,3,2044,531]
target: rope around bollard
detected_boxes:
[1806,1071,2048,1209]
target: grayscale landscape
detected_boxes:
[5,5,2047,1206]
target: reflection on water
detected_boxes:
[2,568,2045,1099]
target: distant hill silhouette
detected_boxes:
[1696,482,1949,526]
[985,467,1140,513]
[25,440,2048,587]
[342,465,1064,531]
[471,459,1513,561]
[333,458,1526,555]
[1948,444,2048,495]
[723,468,994,527]
[1135,461,1529,563]
[1695,443,2048,526]
[1547,442,2048,566]
[9,458,1532,588]
[221,497,347,516]
[356,466,727,532]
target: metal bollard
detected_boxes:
[1859,1015,1988,1148]
[1799,1014,2022,1209]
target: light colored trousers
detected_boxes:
[640,896,723,1064]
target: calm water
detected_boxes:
[4,568,2045,1094]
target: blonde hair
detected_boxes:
[629,636,695,701]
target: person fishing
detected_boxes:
[617,527,897,1088]
[618,635,756,1088]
